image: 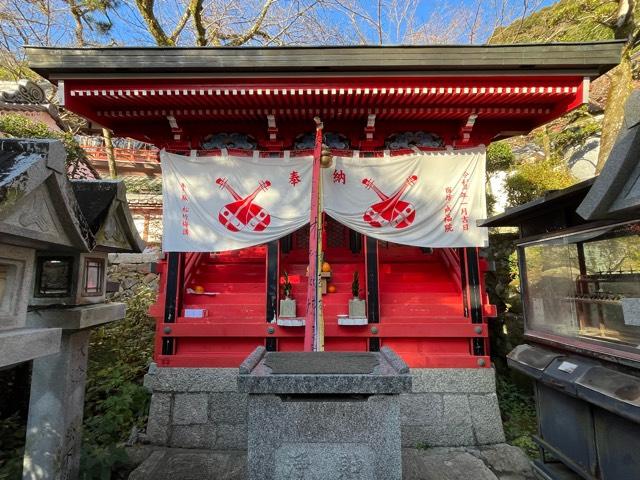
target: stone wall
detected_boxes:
[141,366,504,451]
[143,367,247,450]
[107,252,161,301]
[400,369,505,447]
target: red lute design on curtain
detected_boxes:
[362,175,418,229]
[215,177,271,232]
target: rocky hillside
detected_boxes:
[489,0,639,44]
[486,0,640,213]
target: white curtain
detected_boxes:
[322,147,488,248]
[161,150,312,252]
[161,147,488,252]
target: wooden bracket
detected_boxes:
[265,114,284,150]
[167,115,183,141]
[457,113,478,145]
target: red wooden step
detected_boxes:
[184,292,266,302]
[195,272,265,283]
[193,282,266,293]
[378,273,453,282]
[180,303,265,317]
[381,303,462,316]
[379,281,459,292]
[177,316,265,324]
[378,292,462,304]
[379,315,471,324]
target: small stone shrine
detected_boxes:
[0,138,143,480]
[237,346,411,480]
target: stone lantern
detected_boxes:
[0,138,144,480]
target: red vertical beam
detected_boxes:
[304,119,323,351]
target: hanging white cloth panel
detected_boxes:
[161,150,313,252]
[322,147,488,248]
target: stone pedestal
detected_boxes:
[238,347,411,480]
[348,298,366,318]
[22,303,126,480]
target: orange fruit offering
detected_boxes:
[322,261,331,272]
[328,284,337,293]
[194,285,205,294]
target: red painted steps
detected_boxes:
[192,282,266,293]
[181,303,265,318]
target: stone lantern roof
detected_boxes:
[0,138,144,253]
[577,89,640,221]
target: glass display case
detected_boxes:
[519,220,640,355]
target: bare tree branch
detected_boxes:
[134,0,174,45]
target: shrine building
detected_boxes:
[27,42,623,449]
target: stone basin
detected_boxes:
[238,346,412,480]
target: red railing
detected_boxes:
[81,146,160,163]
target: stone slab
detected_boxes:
[264,351,379,374]
[410,368,497,393]
[108,252,160,264]
[238,348,411,395]
[467,444,534,479]
[145,393,171,445]
[144,365,239,392]
[403,449,498,480]
[469,394,506,444]
[127,445,532,480]
[209,392,247,424]
[173,393,209,425]
[128,449,247,480]
[27,303,126,331]
[0,327,61,367]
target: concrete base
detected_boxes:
[142,366,504,450]
[127,444,533,480]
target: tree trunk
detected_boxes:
[103,128,118,178]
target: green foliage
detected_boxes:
[351,271,360,298]
[504,159,575,207]
[485,191,497,217]
[0,414,25,479]
[489,0,628,44]
[0,114,88,173]
[497,375,539,459]
[79,285,156,479]
[122,176,162,194]
[486,141,515,173]
[549,119,601,161]
[282,271,292,298]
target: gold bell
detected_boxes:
[320,144,333,168]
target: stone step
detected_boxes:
[127,444,534,480]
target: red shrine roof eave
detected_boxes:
[27,42,622,149]
[60,74,589,148]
